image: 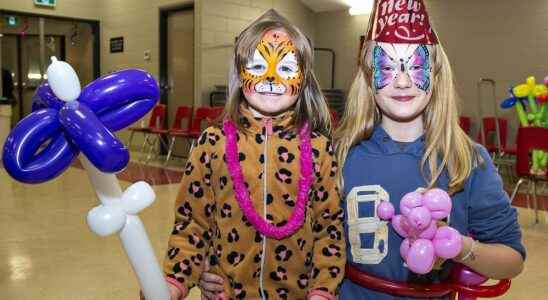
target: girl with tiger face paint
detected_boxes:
[169,9,344,300]
[221,9,331,134]
[240,29,303,117]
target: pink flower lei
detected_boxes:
[223,118,314,240]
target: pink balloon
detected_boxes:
[400,191,423,216]
[406,239,435,274]
[378,201,395,220]
[423,188,452,220]
[544,75,548,86]
[392,215,410,238]
[418,221,437,239]
[407,206,432,231]
[433,226,462,259]
[400,238,411,260]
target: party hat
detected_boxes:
[365,0,438,44]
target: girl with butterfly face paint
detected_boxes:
[335,0,524,299]
[164,9,345,300]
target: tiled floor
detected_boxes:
[1,156,547,300]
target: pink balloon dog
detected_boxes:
[378,188,463,274]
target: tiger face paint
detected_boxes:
[240,29,302,116]
[242,30,302,96]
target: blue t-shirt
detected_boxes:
[340,126,525,300]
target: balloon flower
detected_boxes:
[500,88,528,127]
[2,57,170,300]
[377,188,462,274]
[512,76,547,127]
[502,76,548,174]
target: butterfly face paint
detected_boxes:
[241,30,302,97]
[372,44,432,92]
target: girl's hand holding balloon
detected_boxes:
[378,188,463,274]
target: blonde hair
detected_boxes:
[334,41,481,194]
[223,9,331,135]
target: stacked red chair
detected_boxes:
[164,105,193,164]
[127,104,166,154]
[509,127,548,224]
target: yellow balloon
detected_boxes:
[513,84,530,98]
[533,85,548,97]
[526,76,536,89]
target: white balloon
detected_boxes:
[121,181,155,215]
[81,145,169,299]
[46,56,81,102]
[87,205,127,236]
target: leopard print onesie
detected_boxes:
[164,105,345,299]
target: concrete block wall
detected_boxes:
[313,0,548,144]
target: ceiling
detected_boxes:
[299,0,350,12]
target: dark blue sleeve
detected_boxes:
[467,145,526,259]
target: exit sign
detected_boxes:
[6,16,19,27]
[34,0,56,7]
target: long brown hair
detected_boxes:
[223,9,331,136]
[334,41,481,194]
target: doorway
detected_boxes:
[0,11,99,125]
[160,5,195,158]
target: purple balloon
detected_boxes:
[2,109,78,183]
[2,69,160,183]
[377,201,395,220]
[452,264,487,286]
[406,239,435,274]
[31,82,65,111]
[59,102,129,173]
[99,98,157,132]
[79,69,159,131]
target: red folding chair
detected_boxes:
[509,127,548,224]
[127,104,166,153]
[173,106,216,155]
[185,107,213,139]
[476,117,509,155]
[329,108,339,126]
[476,117,517,179]
[208,106,224,124]
[459,116,471,136]
[165,105,193,164]
[143,104,167,163]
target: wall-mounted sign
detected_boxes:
[6,15,19,27]
[34,0,57,7]
[110,37,124,53]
